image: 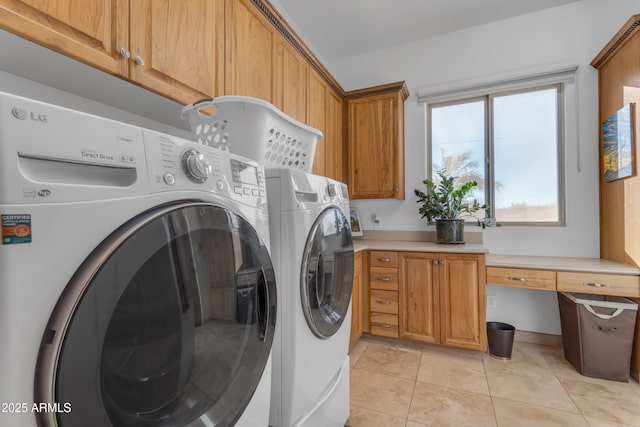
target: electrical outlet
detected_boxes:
[372,214,382,228]
[487,295,497,308]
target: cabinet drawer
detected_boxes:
[370,267,398,290]
[370,313,399,338]
[370,251,398,268]
[486,267,556,291]
[557,272,640,298]
[370,290,398,314]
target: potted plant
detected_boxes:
[414,170,487,244]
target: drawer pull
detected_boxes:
[377,277,391,282]
[376,323,393,329]
[376,300,392,305]
[508,277,532,282]
[584,282,610,288]
[378,257,391,263]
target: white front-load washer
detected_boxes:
[266,168,354,427]
[0,92,277,427]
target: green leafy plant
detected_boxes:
[414,170,488,228]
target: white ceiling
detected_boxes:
[274,0,582,62]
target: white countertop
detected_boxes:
[353,239,488,254]
[353,239,640,275]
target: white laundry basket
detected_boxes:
[181,96,323,171]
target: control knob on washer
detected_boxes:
[182,149,212,183]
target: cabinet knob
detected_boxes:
[118,47,131,59]
[134,55,145,66]
[433,260,438,265]
[378,257,391,263]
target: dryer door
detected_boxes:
[36,202,276,427]
[301,207,354,338]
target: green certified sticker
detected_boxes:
[2,214,32,244]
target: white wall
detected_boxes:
[323,0,640,334]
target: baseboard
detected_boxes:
[514,330,562,347]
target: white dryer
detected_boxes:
[0,92,277,427]
[266,168,354,427]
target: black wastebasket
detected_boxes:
[487,321,515,360]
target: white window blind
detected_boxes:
[417,65,577,105]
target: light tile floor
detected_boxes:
[347,336,640,427]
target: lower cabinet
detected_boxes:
[400,252,487,351]
[368,251,400,338]
[349,251,363,349]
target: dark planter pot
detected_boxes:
[435,219,465,244]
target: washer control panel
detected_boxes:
[143,129,266,206]
[230,159,266,199]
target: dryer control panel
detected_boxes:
[142,129,266,208]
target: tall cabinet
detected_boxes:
[591,13,640,379]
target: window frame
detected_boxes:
[427,83,566,227]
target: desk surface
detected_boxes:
[487,254,640,275]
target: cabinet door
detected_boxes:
[400,252,439,344]
[275,38,307,123]
[0,0,128,75]
[326,88,344,181]
[308,69,326,176]
[439,253,486,351]
[347,91,404,199]
[225,0,275,103]
[349,252,363,349]
[129,0,224,105]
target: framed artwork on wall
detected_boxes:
[603,103,635,182]
[349,208,363,237]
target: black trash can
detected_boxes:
[487,321,515,360]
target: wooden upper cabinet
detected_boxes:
[0,0,223,104]
[346,82,408,199]
[275,38,307,123]
[309,69,327,176]
[129,0,224,105]
[0,0,129,75]
[326,89,344,182]
[225,0,276,103]
[308,68,344,181]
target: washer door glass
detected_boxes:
[301,207,354,338]
[36,202,276,427]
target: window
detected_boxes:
[428,84,564,225]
